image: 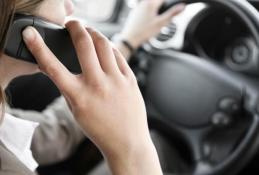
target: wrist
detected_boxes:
[104,139,163,175]
[112,33,141,50]
[112,34,140,60]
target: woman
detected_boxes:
[0,0,184,174]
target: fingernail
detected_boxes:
[22,26,35,42]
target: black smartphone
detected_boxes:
[4,14,81,74]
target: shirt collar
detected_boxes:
[0,113,39,171]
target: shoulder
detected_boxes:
[0,142,35,175]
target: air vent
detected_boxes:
[156,22,177,42]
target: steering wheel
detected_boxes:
[136,0,259,175]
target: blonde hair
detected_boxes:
[0,0,44,117]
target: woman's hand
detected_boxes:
[22,21,162,175]
[119,0,185,49]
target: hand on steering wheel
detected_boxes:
[120,0,185,49]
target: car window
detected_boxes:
[73,0,118,22]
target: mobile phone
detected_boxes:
[4,14,81,74]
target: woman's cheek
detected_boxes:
[35,0,67,25]
[65,0,75,16]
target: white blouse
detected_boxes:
[0,113,39,171]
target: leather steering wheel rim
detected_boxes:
[160,0,259,44]
[141,0,259,175]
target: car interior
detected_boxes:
[5,0,259,175]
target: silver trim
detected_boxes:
[148,3,206,50]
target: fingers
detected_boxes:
[151,0,165,8]
[141,0,165,10]
[22,26,75,96]
[66,21,103,76]
[87,28,120,75]
[112,47,133,77]
[158,4,185,25]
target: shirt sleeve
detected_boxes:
[6,96,85,166]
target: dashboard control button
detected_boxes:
[219,97,240,114]
[231,43,250,64]
[211,112,232,127]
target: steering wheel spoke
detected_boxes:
[142,47,259,175]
